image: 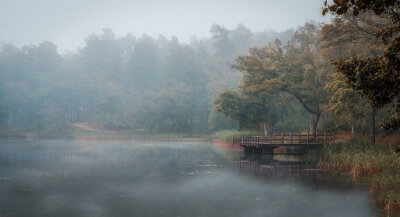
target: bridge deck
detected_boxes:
[233,132,336,148]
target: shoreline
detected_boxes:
[0,136,212,143]
[212,138,243,152]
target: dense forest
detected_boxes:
[0,24,296,134]
[0,11,398,139]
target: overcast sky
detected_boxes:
[0,0,330,52]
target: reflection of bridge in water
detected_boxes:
[233,154,322,177]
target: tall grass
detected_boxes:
[320,139,400,174]
[318,139,400,215]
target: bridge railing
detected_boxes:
[233,132,337,147]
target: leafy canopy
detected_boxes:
[323,0,400,130]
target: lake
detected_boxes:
[0,139,377,217]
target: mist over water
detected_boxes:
[0,140,376,217]
[0,0,398,215]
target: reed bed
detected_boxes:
[318,139,400,216]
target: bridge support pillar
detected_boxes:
[262,146,275,154]
[243,147,252,154]
[244,147,263,154]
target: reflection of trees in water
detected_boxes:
[232,153,374,193]
[233,154,322,178]
[0,141,378,217]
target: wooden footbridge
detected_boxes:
[233,132,338,154]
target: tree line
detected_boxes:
[2,1,397,140]
[0,24,295,134]
[215,8,399,143]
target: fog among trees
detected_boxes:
[0,24,297,134]
[1,12,397,139]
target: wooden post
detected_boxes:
[333,132,336,143]
[297,132,300,144]
[307,132,309,144]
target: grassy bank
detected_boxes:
[318,138,400,215]
[73,129,210,141]
[0,127,212,141]
[212,130,262,143]
[0,127,75,139]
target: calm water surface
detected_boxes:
[0,139,376,217]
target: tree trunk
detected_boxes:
[263,122,268,136]
[351,122,355,139]
[8,111,12,128]
[311,112,321,138]
[16,109,19,128]
[268,122,275,136]
[371,107,376,144]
